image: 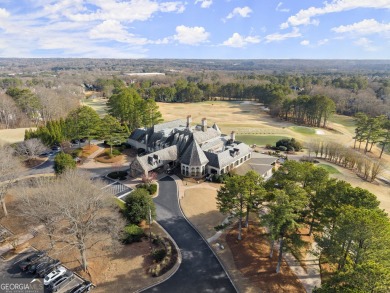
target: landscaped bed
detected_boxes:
[81,144,100,157]
[95,148,124,163]
[224,223,306,293]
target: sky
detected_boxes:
[0,0,390,59]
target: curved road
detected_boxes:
[144,176,237,293]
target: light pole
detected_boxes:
[149,206,153,251]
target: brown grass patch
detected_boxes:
[24,158,47,168]
[95,153,124,164]
[0,128,36,145]
[180,188,225,239]
[225,223,306,293]
[81,144,100,157]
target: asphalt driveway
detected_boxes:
[143,176,236,293]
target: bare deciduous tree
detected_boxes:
[0,145,23,216]
[0,93,24,128]
[15,138,47,162]
[18,170,125,271]
[370,160,384,182]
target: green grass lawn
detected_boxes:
[236,135,290,146]
[317,163,340,174]
[81,98,108,116]
[329,114,356,129]
[289,126,316,135]
[115,197,126,210]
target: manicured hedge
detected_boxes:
[136,183,158,195]
[122,224,144,244]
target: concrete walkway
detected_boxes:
[0,225,44,257]
[282,244,321,292]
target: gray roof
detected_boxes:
[153,119,186,132]
[193,127,220,145]
[205,143,252,169]
[212,123,221,133]
[235,163,273,177]
[248,157,278,165]
[201,137,227,152]
[181,139,209,166]
[136,145,178,172]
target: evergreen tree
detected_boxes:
[54,152,76,175]
[123,188,156,224]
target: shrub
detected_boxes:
[54,152,76,175]
[71,148,82,158]
[276,138,302,151]
[112,149,122,156]
[152,249,167,262]
[124,188,156,224]
[287,146,295,152]
[278,146,287,151]
[122,224,144,244]
[148,184,157,195]
[136,183,157,195]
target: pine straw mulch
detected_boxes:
[225,223,306,293]
[81,144,100,157]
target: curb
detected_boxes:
[135,221,183,293]
[30,157,49,169]
[115,186,183,293]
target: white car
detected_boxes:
[43,266,67,286]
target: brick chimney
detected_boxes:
[187,115,192,128]
[230,131,236,142]
[202,118,207,132]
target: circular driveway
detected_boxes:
[143,176,237,293]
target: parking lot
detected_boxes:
[0,249,91,293]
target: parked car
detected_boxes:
[79,137,87,143]
[68,281,93,293]
[71,139,80,144]
[18,251,46,271]
[49,271,74,292]
[43,266,66,285]
[51,145,61,151]
[36,259,61,277]
[27,257,50,274]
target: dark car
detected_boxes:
[68,281,94,293]
[51,146,61,151]
[71,139,80,144]
[27,257,50,274]
[49,271,74,292]
[18,251,46,271]
[79,137,87,143]
[36,259,61,277]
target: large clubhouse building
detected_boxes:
[128,116,253,178]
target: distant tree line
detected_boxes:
[307,140,385,182]
[353,113,390,158]
[1,69,389,130]
[24,87,163,146]
[0,78,81,129]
